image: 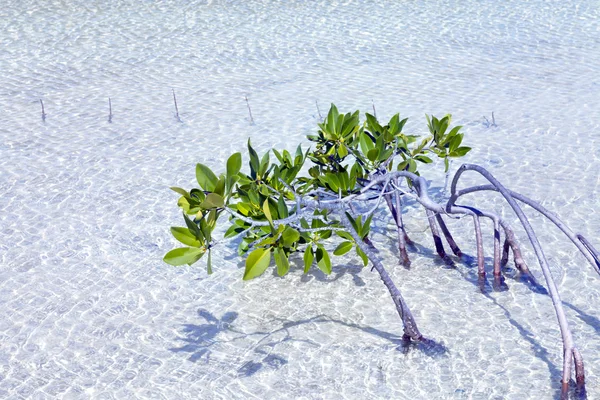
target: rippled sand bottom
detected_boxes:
[1,0,599,399]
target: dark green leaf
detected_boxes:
[248,139,260,178]
[414,155,433,164]
[277,196,289,219]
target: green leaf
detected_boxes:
[207,249,213,275]
[359,132,375,154]
[248,139,260,178]
[447,125,462,138]
[170,227,201,247]
[236,202,252,216]
[356,245,369,267]
[224,224,245,238]
[367,148,379,162]
[163,247,205,266]
[414,155,433,164]
[259,151,270,177]
[338,143,348,158]
[450,146,471,157]
[213,176,226,196]
[303,246,314,273]
[362,214,373,238]
[282,226,300,247]
[170,187,190,197]
[263,199,274,227]
[327,104,339,136]
[316,246,332,274]
[201,193,224,209]
[408,159,417,173]
[388,113,400,135]
[448,134,463,152]
[196,163,218,192]
[177,196,191,213]
[333,241,353,256]
[227,153,242,177]
[274,247,290,276]
[243,248,272,280]
[277,196,289,219]
[183,213,202,239]
[336,231,354,241]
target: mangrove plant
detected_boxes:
[164,105,599,399]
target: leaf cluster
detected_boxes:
[164,104,472,280]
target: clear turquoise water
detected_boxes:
[0,0,599,399]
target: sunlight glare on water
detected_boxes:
[0,0,599,399]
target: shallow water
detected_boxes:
[0,0,599,399]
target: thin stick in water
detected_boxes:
[172,89,182,122]
[316,100,323,120]
[108,97,112,123]
[40,99,46,121]
[492,111,496,126]
[372,99,377,118]
[245,95,254,124]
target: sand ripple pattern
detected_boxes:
[0,0,599,399]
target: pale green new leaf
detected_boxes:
[274,247,290,276]
[163,247,205,266]
[201,193,224,209]
[170,227,201,247]
[243,248,272,280]
[333,241,353,256]
[196,163,218,192]
[227,152,242,178]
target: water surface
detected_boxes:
[1,0,599,399]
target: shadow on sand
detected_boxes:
[170,309,448,378]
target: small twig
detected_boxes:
[108,97,112,123]
[372,99,377,118]
[442,159,453,198]
[483,112,497,128]
[316,100,323,120]
[40,99,46,121]
[245,95,254,124]
[172,89,182,122]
